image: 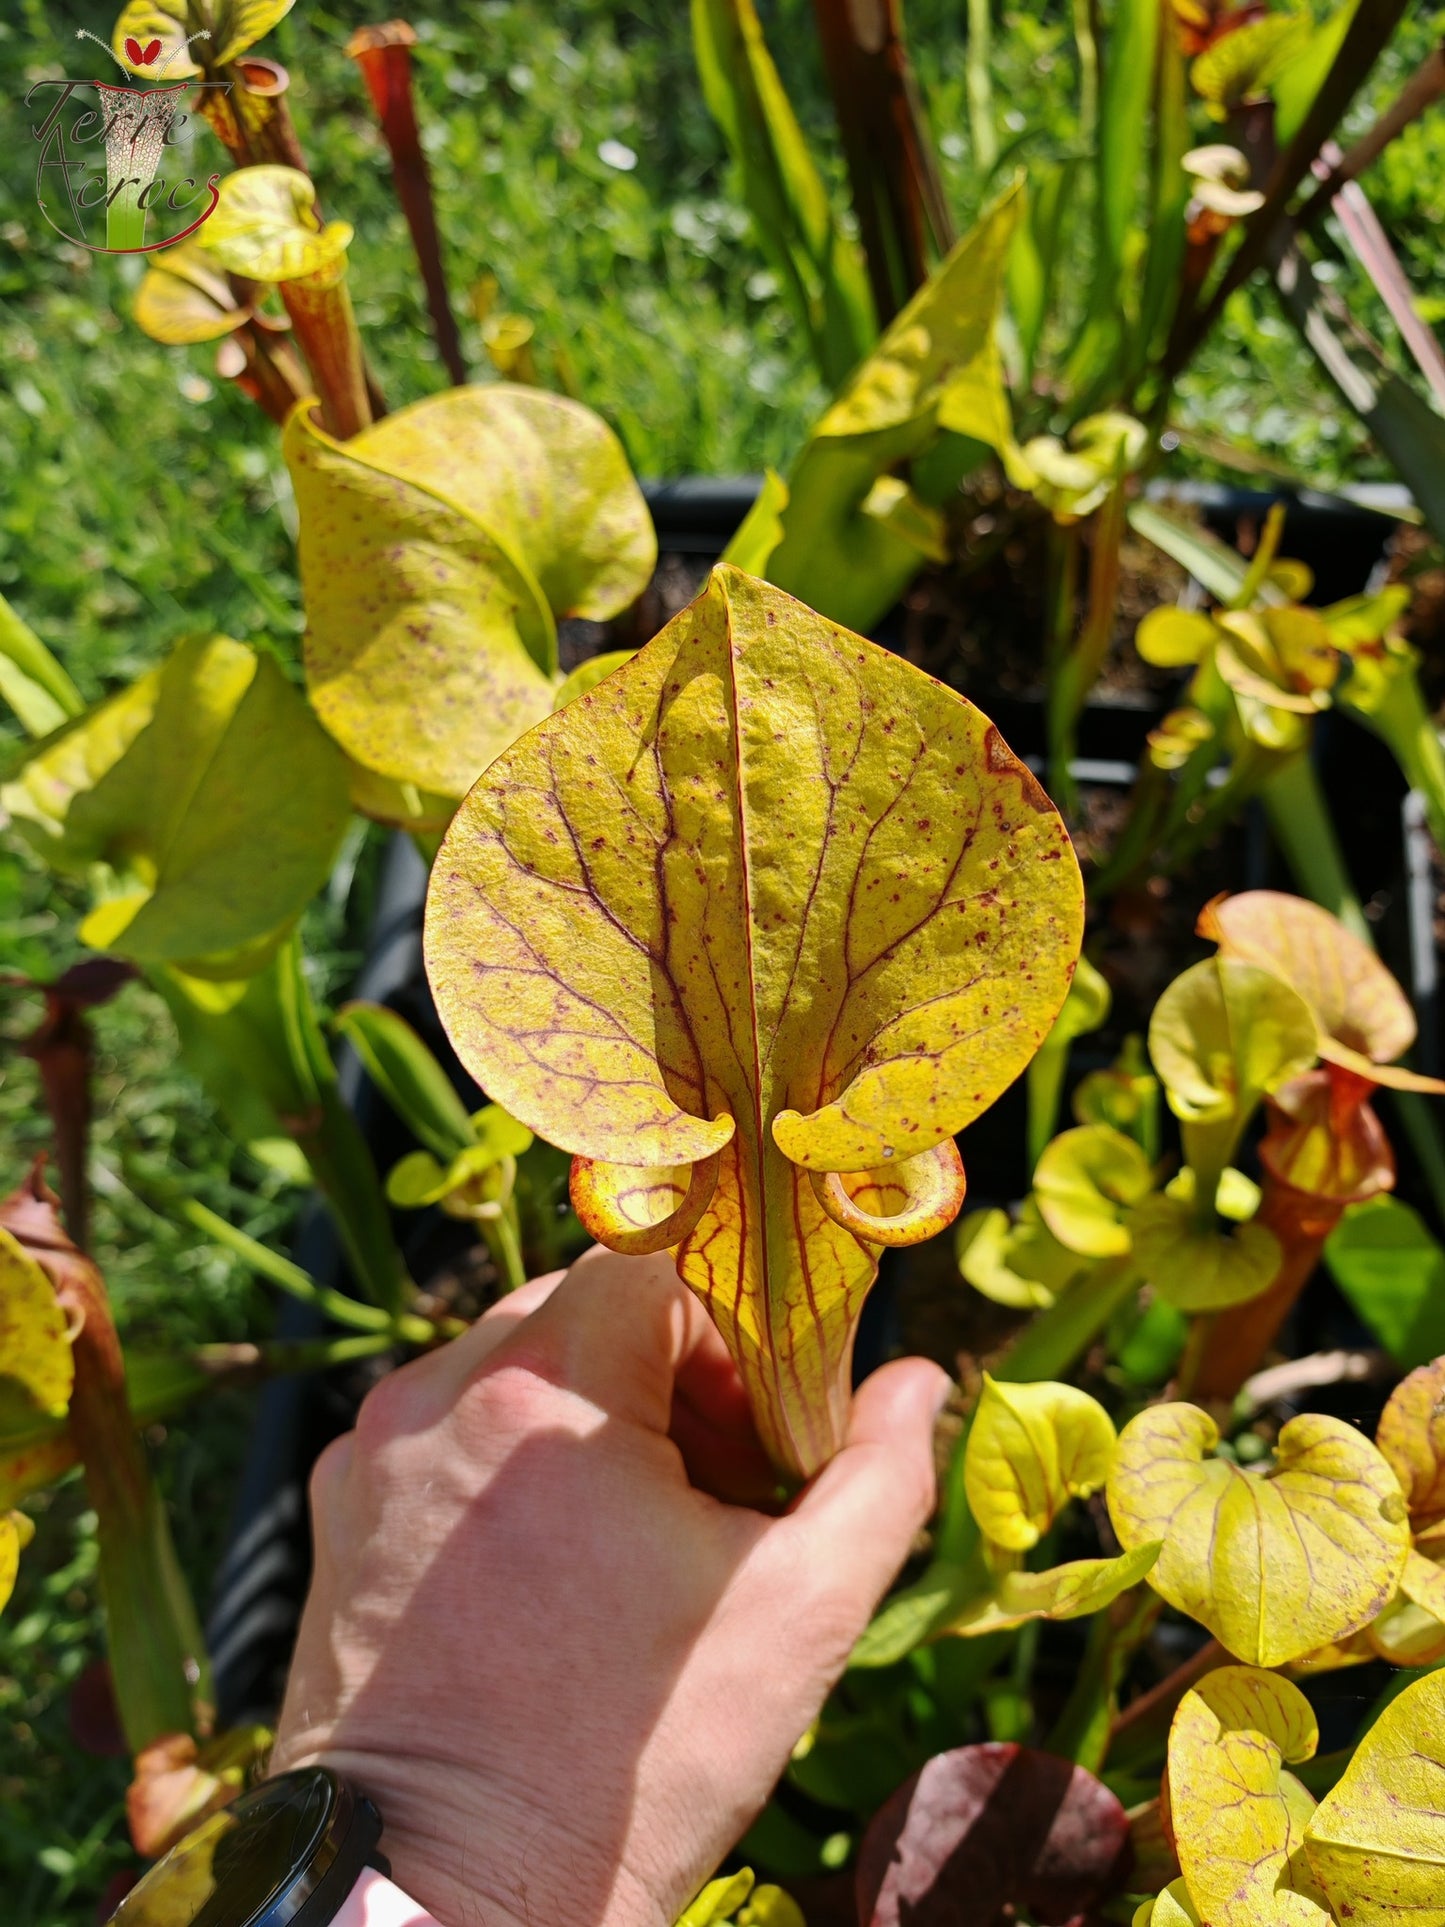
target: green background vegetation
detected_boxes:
[2,2,1444,1918]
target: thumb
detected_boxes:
[781,1357,952,1623]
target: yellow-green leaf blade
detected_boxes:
[941,1544,1159,1636]
[0,1228,73,1424]
[2,636,349,975]
[1108,1403,1409,1666]
[964,1376,1115,1551]
[1033,1123,1153,1257]
[1168,1666,1327,1927]
[202,166,352,283]
[286,386,653,798]
[1305,1668,1445,1924]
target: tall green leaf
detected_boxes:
[766,182,1024,633]
[1134,12,1190,388]
[692,0,876,387]
[335,1002,476,1162]
[0,593,83,740]
[1070,0,1158,396]
[1008,162,1076,384]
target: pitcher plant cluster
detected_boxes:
[7,0,1445,1918]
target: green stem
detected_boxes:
[1048,485,1128,811]
[1026,1040,1069,1173]
[231,1331,401,1373]
[1072,0,1099,159]
[1341,666,1445,856]
[276,941,413,1317]
[966,0,997,172]
[484,1202,528,1294]
[176,1199,399,1334]
[1259,755,1370,940]
[1087,760,1170,898]
[1047,1587,1161,1771]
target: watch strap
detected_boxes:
[332,1867,441,1926]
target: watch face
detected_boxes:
[111,1769,338,1927]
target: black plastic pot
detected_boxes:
[206,477,1419,1726]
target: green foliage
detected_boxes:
[1326,1197,1445,1370]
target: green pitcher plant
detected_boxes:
[425,565,1085,1476]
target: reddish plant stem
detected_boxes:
[1187,1179,1344,1404]
[283,276,373,439]
[806,0,953,325]
[1108,1638,1228,1770]
[1298,38,1445,221]
[348,22,468,386]
[6,961,136,1249]
[0,1165,207,1752]
[198,59,310,175]
[224,321,307,423]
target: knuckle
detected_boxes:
[307,1432,353,1527]
[460,1354,569,1438]
[350,1367,422,1455]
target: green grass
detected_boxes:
[2,2,1445,1919]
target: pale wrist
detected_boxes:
[335,1867,443,1926]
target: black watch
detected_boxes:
[108,1766,385,1927]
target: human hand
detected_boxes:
[270,1246,949,1927]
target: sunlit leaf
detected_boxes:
[1305,1667,1445,1923]
[1135,606,1218,669]
[335,1002,477,1161]
[1364,1546,1445,1665]
[1107,1402,1410,1665]
[691,0,874,389]
[0,1227,73,1424]
[678,1869,756,1927]
[856,1743,1129,1927]
[1149,956,1319,1125]
[201,166,353,284]
[1033,1124,1153,1257]
[2,636,348,976]
[134,243,251,345]
[1019,413,1147,524]
[0,1509,35,1615]
[956,1201,1089,1310]
[1129,1192,1281,1312]
[285,384,655,797]
[1191,11,1311,109]
[1135,1879,1202,1927]
[345,760,456,833]
[1167,1666,1329,1927]
[964,1376,1115,1551]
[425,567,1082,1475]
[1183,143,1265,217]
[1375,1354,1445,1528]
[1201,890,1445,1093]
[1073,1035,1160,1147]
[0,591,83,739]
[766,186,1023,636]
[940,1543,1159,1636]
[722,469,789,577]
